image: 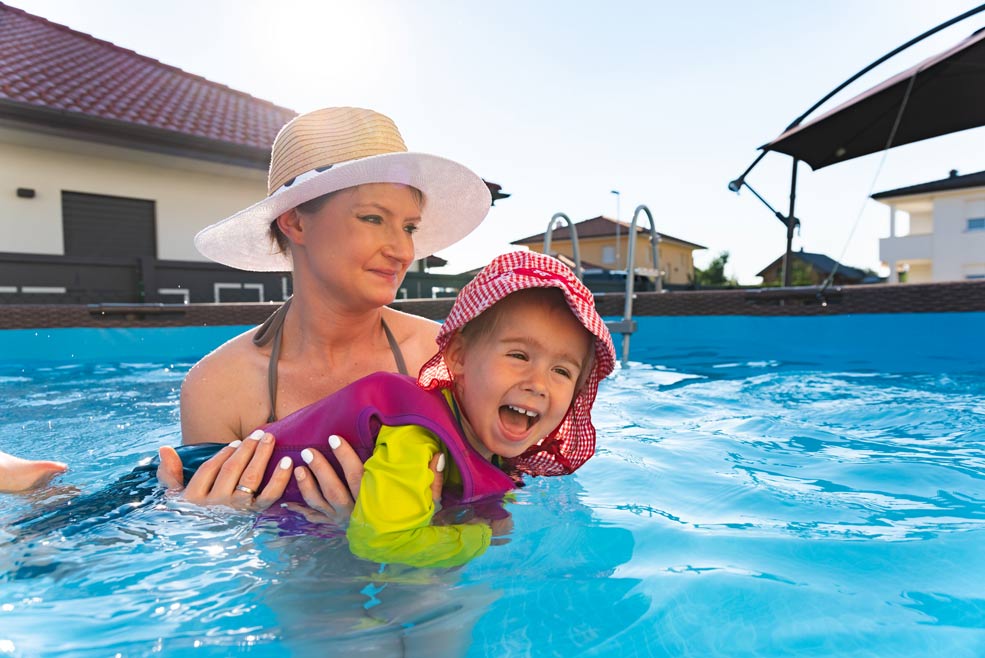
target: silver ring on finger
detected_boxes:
[235,484,257,497]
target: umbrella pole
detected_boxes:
[781,158,799,287]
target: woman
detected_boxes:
[154,107,492,516]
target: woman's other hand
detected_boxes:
[282,434,363,523]
[282,437,446,524]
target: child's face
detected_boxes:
[445,292,593,461]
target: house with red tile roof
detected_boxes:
[0,3,506,303]
[511,216,706,287]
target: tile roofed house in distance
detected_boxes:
[512,216,706,287]
[0,1,297,168]
[756,250,875,286]
[512,216,706,251]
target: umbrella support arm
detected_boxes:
[782,159,800,287]
[732,158,802,287]
[737,179,787,226]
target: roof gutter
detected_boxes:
[0,98,271,170]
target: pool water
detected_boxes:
[1,313,984,657]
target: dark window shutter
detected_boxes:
[62,191,156,259]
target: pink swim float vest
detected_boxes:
[259,372,517,505]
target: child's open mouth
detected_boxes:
[499,404,539,435]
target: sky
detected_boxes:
[10,0,985,283]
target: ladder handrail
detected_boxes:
[620,205,661,364]
[543,212,583,279]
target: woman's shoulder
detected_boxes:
[191,326,268,375]
[180,326,269,442]
[383,307,440,342]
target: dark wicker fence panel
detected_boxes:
[0,254,483,307]
[1,280,982,330]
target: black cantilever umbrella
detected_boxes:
[730,5,985,286]
[765,26,985,170]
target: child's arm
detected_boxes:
[347,425,494,568]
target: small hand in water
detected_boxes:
[0,450,68,493]
[432,501,513,545]
[489,514,514,545]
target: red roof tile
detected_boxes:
[0,2,297,150]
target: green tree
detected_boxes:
[764,259,818,286]
[789,260,816,286]
[694,251,738,287]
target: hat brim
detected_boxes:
[194,152,492,271]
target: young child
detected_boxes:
[256,250,616,567]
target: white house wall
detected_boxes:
[906,262,933,283]
[908,211,933,234]
[932,195,985,281]
[0,128,265,260]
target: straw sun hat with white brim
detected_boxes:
[194,107,492,272]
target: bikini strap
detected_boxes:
[254,298,291,423]
[254,297,292,347]
[258,302,408,423]
[381,317,409,376]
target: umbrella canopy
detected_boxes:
[764,27,985,170]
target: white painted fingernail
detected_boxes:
[328,435,342,450]
[279,456,293,470]
[280,503,289,508]
[436,453,446,472]
[247,429,265,441]
[301,449,314,464]
[228,440,242,449]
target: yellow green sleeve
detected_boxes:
[347,423,493,568]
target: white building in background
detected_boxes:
[873,170,985,284]
[0,4,507,304]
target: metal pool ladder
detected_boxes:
[613,205,661,365]
[543,212,583,279]
[543,207,661,366]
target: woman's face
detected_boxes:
[290,183,421,310]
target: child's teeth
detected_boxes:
[510,405,537,417]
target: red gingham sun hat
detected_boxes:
[418,250,616,477]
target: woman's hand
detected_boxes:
[282,443,446,525]
[158,431,291,510]
[157,432,381,515]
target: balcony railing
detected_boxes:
[879,232,932,262]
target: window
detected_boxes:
[967,217,985,231]
[62,191,156,258]
[602,245,616,264]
